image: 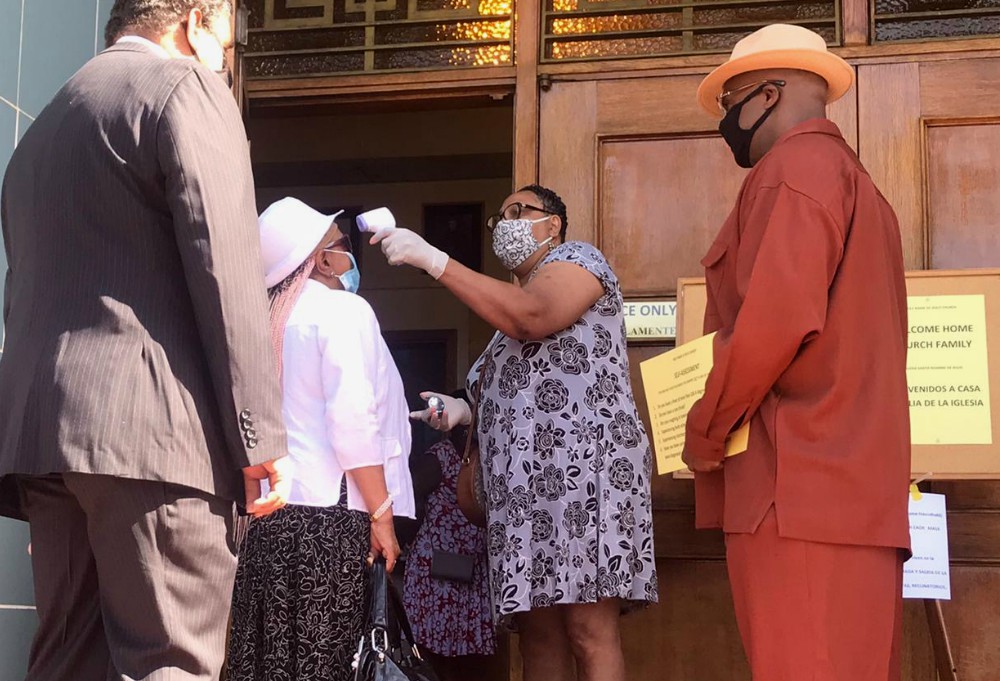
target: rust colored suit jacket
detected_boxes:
[685,119,911,551]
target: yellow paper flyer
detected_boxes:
[907,294,992,445]
[639,332,749,475]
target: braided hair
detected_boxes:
[519,184,568,242]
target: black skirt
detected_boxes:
[228,504,371,681]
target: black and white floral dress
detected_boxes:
[468,241,658,623]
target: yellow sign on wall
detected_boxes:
[907,294,992,446]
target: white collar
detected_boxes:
[115,36,170,60]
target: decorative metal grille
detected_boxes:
[541,0,839,62]
[244,0,513,78]
[872,0,1000,42]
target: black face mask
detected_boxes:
[718,85,778,169]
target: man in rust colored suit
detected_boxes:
[683,24,912,681]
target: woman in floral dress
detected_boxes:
[375,185,657,681]
[403,415,495,670]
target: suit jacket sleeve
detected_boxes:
[684,182,845,464]
[157,67,287,469]
[2,177,11,332]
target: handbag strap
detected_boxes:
[370,558,390,631]
[368,558,420,652]
[461,347,489,466]
[386,570,419,648]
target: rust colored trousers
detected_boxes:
[725,507,905,681]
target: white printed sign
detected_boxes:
[624,299,676,341]
[903,492,951,600]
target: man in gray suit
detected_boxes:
[0,1,290,679]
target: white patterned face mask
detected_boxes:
[491,217,554,271]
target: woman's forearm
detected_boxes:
[345,465,392,518]
[436,259,546,339]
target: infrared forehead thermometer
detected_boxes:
[356,207,396,233]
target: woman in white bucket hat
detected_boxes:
[228,197,415,681]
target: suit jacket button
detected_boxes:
[240,409,252,420]
[245,429,257,440]
[242,419,253,431]
[247,437,258,449]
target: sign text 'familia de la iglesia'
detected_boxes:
[906,295,992,446]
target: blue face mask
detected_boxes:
[336,252,361,294]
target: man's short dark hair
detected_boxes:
[104,0,231,48]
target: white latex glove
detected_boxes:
[370,228,449,280]
[409,391,472,432]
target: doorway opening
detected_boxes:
[248,95,514,456]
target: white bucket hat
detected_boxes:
[258,197,344,288]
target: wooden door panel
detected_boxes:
[596,75,711,133]
[538,81,598,246]
[537,55,1000,681]
[945,511,1000,561]
[543,74,859,298]
[940,567,1000,680]
[933,481,1000,508]
[858,62,925,270]
[620,560,941,680]
[901,601,938,680]
[547,76,750,298]
[653,510,724,558]
[828,78,859,152]
[598,135,745,296]
[926,122,1000,269]
[920,58,1000,120]
[620,561,749,680]
[540,74,749,681]
[858,56,1000,681]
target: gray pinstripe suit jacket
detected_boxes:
[0,43,287,519]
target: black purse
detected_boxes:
[430,550,476,583]
[353,559,439,681]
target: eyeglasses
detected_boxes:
[322,235,352,253]
[716,79,785,113]
[486,202,552,231]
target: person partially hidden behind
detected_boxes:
[0,2,289,679]
[683,24,912,681]
[403,391,496,680]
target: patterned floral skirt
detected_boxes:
[227,504,371,681]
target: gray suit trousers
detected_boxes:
[18,474,237,681]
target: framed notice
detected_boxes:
[624,298,677,342]
[675,269,1000,480]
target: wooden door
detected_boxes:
[535,67,960,681]
[535,74,783,681]
[859,55,1000,681]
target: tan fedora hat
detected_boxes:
[697,24,854,117]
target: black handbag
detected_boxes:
[430,550,476,583]
[353,559,439,681]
